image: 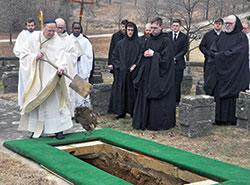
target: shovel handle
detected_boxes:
[41,59,73,81]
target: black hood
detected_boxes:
[125,22,138,40]
[227,15,243,34]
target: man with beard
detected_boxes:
[205,15,250,125]
[18,18,73,139]
[55,18,83,117]
[199,18,224,73]
[132,17,176,130]
[108,22,140,119]
[70,22,93,109]
[167,19,188,106]
[139,23,151,44]
[108,19,128,73]
[13,18,36,107]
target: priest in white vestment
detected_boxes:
[13,18,36,107]
[18,19,73,139]
[55,18,83,117]
[70,22,93,108]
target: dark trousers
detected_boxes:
[175,69,184,103]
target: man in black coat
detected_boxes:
[204,15,250,125]
[108,19,128,73]
[133,17,176,130]
[167,19,188,106]
[108,22,140,119]
[199,18,224,73]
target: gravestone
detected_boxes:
[236,91,250,130]
[179,95,215,138]
[196,80,205,95]
[90,83,112,115]
[181,73,193,95]
[2,71,18,93]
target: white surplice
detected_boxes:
[18,31,73,137]
[58,32,83,116]
[13,30,37,106]
[70,34,93,108]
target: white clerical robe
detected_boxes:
[58,32,83,117]
[18,31,73,138]
[70,34,93,108]
[13,30,37,106]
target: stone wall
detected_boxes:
[2,70,19,93]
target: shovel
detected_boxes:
[41,59,92,98]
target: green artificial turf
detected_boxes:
[3,128,250,185]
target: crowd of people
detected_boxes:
[13,18,94,139]
[13,14,250,139]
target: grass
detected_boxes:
[189,39,204,62]
[98,116,180,136]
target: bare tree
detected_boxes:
[109,0,125,30]
[157,0,211,61]
[137,0,159,24]
[0,0,73,33]
[202,0,210,20]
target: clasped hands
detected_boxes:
[36,51,64,75]
[144,48,154,57]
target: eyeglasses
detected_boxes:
[225,22,233,25]
[151,27,159,30]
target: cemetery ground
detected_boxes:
[0,34,250,184]
[0,85,250,184]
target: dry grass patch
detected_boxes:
[0,152,57,185]
[189,39,204,62]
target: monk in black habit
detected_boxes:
[108,22,140,119]
[132,17,176,130]
[204,15,250,125]
[108,19,128,73]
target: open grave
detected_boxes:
[3,128,250,185]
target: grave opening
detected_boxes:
[56,140,218,185]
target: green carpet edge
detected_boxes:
[3,128,250,185]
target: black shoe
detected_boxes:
[30,132,34,138]
[55,132,64,140]
[115,114,126,120]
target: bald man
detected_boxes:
[204,15,250,125]
[55,18,83,117]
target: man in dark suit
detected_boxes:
[167,19,188,106]
[199,18,224,73]
[107,19,128,73]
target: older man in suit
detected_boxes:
[167,19,188,106]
